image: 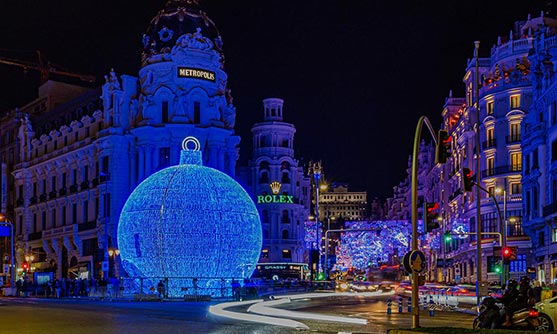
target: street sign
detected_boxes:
[0,225,9,237]
[403,251,412,274]
[410,250,426,274]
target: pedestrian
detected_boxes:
[16,278,22,297]
[157,280,165,301]
[533,280,542,303]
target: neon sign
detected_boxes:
[177,67,216,82]
[257,181,294,204]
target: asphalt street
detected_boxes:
[0,294,477,334]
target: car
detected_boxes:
[535,295,557,332]
[446,284,476,296]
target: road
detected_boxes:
[0,293,477,334]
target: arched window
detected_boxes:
[281,171,290,184]
[260,171,269,183]
[281,210,290,224]
[282,229,289,239]
[280,161,290,170]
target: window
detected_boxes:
[510,95,521,109]
[487,186,495,198]
[509,123,520,142]
[552,101,557,126]
[159,147,170,168]
[260,171,269,183]
[487,157,495,175]
[194,101,200,124]
[282,230,289,239]
[553,228,557,243]
[510,152,522,171]
[83,200,89,223]
[72,204,77,223]
[261,249,269,259]
[282,249,292,259]
[281,210,290,223]
[511,183,521,195]
[487,101,494,115]
[162,101,169,123]
[552,141,557,161]
[51,209,56,229]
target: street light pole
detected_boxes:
[474,40,483,307]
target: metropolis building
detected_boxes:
[2,0,241,280]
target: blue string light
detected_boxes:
[117,137,262,296]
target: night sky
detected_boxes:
[0,1,553,199]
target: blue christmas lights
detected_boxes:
[117,137,262,297]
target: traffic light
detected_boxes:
[424,202,440,232]
[444,231,452,243]
[494,263,502,274]
[462,168,474,192]
[502,247,512,264]
[501,246,518,264]
[22,261,29,272]
[436,130,452,164]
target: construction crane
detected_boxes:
[0,50,95,84]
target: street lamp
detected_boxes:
[495,187,508,284]
[108,247,120,278]
[0,214,15,289]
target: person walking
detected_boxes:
[157,280,165,301]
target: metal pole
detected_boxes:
[502,190,507,284]
[10,222,14,288]
[474,40,482,307]
[410,115,437,329]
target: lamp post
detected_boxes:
[309,162,322,281]
[25,253,35,275]
[108,247,120,278]
[496,187,508,284]
[0,214,14,289]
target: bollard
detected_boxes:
[408,297,412,312]
[398,296,403,313]
[387,298,392,314]
[428,299,435,317]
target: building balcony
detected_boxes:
[92,178,99,187]
[69,184,78,193]
[506,134,521,144]
[543,201,557,217]
[481,165,522,178]
[482,139,496,150]
[59,187,67,196]
[16,198,24,207]
[81,180,89,190]
[100,172,110,183]
[39,193,47,202]
[77,220,97,232]
[49,190,57,200]
[28,231,42,241]
[30,196,38,205]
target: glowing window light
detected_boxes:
[117,137,262,297]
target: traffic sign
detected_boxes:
[403,251,412,274]
[410,250,426,273]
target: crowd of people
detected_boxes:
[14,276,122,299]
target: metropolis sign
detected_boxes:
[257,181,294,204]
[177,67,216,82]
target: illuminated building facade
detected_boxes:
[522,15,557,283]
[6,0,240,280]
[318,183,367,221]
[239,98,311,264]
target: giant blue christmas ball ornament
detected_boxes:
[117,137,262,296]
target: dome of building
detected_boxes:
[117,137,262,296]
[142,0,223,64]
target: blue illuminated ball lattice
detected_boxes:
[117,137,262,296]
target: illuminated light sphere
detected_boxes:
[117,137,262,296]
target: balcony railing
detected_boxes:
[482,139,496,150]
[49,190,57,200]
[39,193,47,202]
[100,172,111,183]
[543,201,557,217]
[69,184,78,193]
[16,198,24,207]
[77,220,97,232]
[481,165,522,178]
[92,178,99,187]
[506,134,521,144]
[30,196,38,205]
[28,231,42,241]
[81,180,89,190]
[59,187,67,196]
